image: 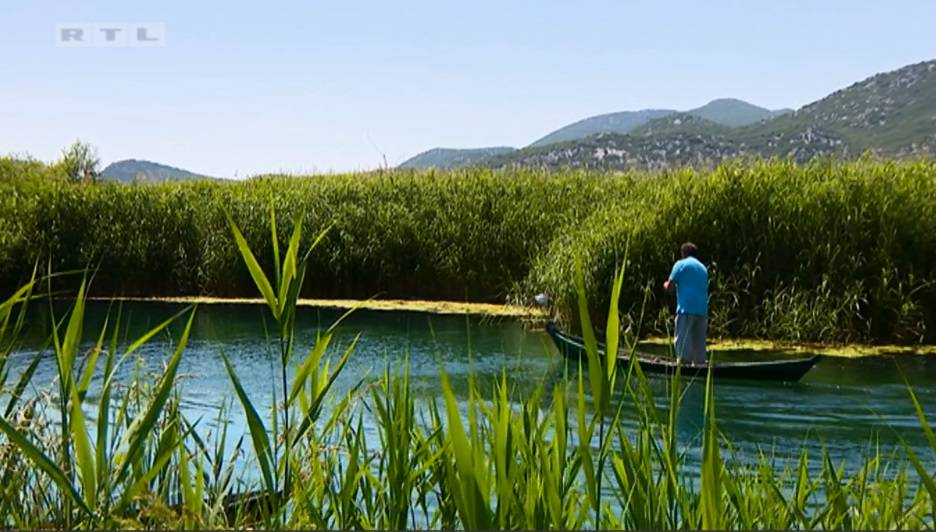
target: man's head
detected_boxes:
[680,242,699,259]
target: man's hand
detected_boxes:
[663,280,674,292]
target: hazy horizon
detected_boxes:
[3,0,936,178]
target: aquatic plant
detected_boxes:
[0,249,934,528]
[2,157,935,343]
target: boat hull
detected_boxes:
[546,324,819,382]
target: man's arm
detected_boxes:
[664,261,681,292]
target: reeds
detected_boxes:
[0,212,934,528]
[3,157,935,343]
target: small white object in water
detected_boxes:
[533,293,550,306]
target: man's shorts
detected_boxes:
[674,313,707,365]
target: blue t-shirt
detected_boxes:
[669,257,708,316]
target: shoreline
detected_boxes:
[640,336,936,358]
[88,296,936,358]
[88,295,547,318]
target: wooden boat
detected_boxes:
[546,324,819,382]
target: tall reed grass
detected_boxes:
[0,211,934,529]
[2,156,935,343]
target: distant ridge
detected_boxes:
[687,98,791,127]
[405,59,936,171]
[398,147,516,169]
[529,109,675,147]
[401,98,789,169]
[100,159,214,183]
[530,98,788,148]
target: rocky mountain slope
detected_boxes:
[401,98,788,169]
[488,59,936,170]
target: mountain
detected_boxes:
[489,59,936,170]
[687,98,790,127]
[529,99,788,148]
[401,59,936,171]
[631,113,732,138]
[529,109,675,147]
[484,131,740,170]
[740,60,936,157]
[398,147,516,170]
[100,159,212,183]
[401,99,788,169]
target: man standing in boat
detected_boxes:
[663,242,708,365]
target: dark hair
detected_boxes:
[680,242,698,259]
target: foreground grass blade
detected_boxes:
[0,416,92,517]
[440,369,492,530]
[221,350,276,499]
[700,366,723,530]
[226,211,279,319]
[292,333,360,445]
[69,385,97,511]
[604,264,625,393]
[277,214,302,318]
[114,307,196,485]
[901,376,936,519]
[574,256,605,415]
[4,347,44,418]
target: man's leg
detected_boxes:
[674,313,689,362]
[690,315,708,364]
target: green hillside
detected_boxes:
[398,147,516,169]
[100,159,213,183]
[528,98,785,149]
[689,98,790,127]
[631,113,732,137]
[491,59,936,170]
[529,109,676,147]
[485,131,739,170]
[742,59,936,157]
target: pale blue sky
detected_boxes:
[2,1,935,177]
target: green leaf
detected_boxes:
[113,307,195,485]
[0,416,92,517]
[97,304,123,489]
[292,334,359,445]
[270,202,281,289]
[226,211,279,319]
[902,442,936,514]
[70,384,97,509]
[4,347,44,418]
[289,331,333,406]
[301,224,332,264]
[700,366,723,530]
[115,425,179,512]
[903,373,936,460]
[278,214,303,318]
[576,363,597,508]
[60,279,87,388]
[440,369,492,530]
[221,350,276,497]
[77,314,109,396]
[605,261,626,395]
[122,306,191,360]
[574,256,604,414]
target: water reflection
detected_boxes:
[9,301,936,475]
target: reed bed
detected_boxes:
[0,212,934,529]
[2,156,935,343]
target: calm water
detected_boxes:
[8,301,936,475]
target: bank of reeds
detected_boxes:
[2,156,935,343]
[0,212,934,529]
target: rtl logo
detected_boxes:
[56,23,166,47]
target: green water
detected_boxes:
[10,301,936,474]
